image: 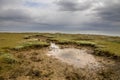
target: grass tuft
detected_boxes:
[13,41,50,50]
[0,53,17,64]
[74,41,97,47]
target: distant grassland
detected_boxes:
[0,33,120,56]
[0,33,35,51]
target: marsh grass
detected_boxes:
[0,53,17,64]
[13,41,50,50]
[0,52,18,76]
[46,34,120,56]
[0,33,37,51]
[0,33,120,56]
[74,41,97,47]
[0,33,120,80]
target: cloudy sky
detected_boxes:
[0,0,120,36]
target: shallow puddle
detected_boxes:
[47,43,102,69]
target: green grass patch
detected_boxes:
[0,53,17,64]
[0,33,120,57]
[0,52,19,75]
[50,38,73,44]
[0,33,36,51]
[13,41,50,50]
[74,41,97,47]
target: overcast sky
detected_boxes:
[0,0,120,36]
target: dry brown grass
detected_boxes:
[0,48,119,80]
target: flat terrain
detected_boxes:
[0,33,120,80]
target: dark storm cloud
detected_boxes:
[0,9,31,22]
[95,0,120,22]
[55,0,92,11]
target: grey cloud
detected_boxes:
[0,0,23,8]
[0,0,29,24]
[95,0,120,22]
[55,0,92,11]
[0,0,120,36]
[0,9,31,22]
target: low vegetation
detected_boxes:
[13,41,49,50]
[0,53,17,64]
[0,33,120,80]
[0,52,18,76]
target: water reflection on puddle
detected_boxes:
[47,43,101,69]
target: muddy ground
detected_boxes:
[0,44,120,80]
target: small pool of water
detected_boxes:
[47,43,102,69]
